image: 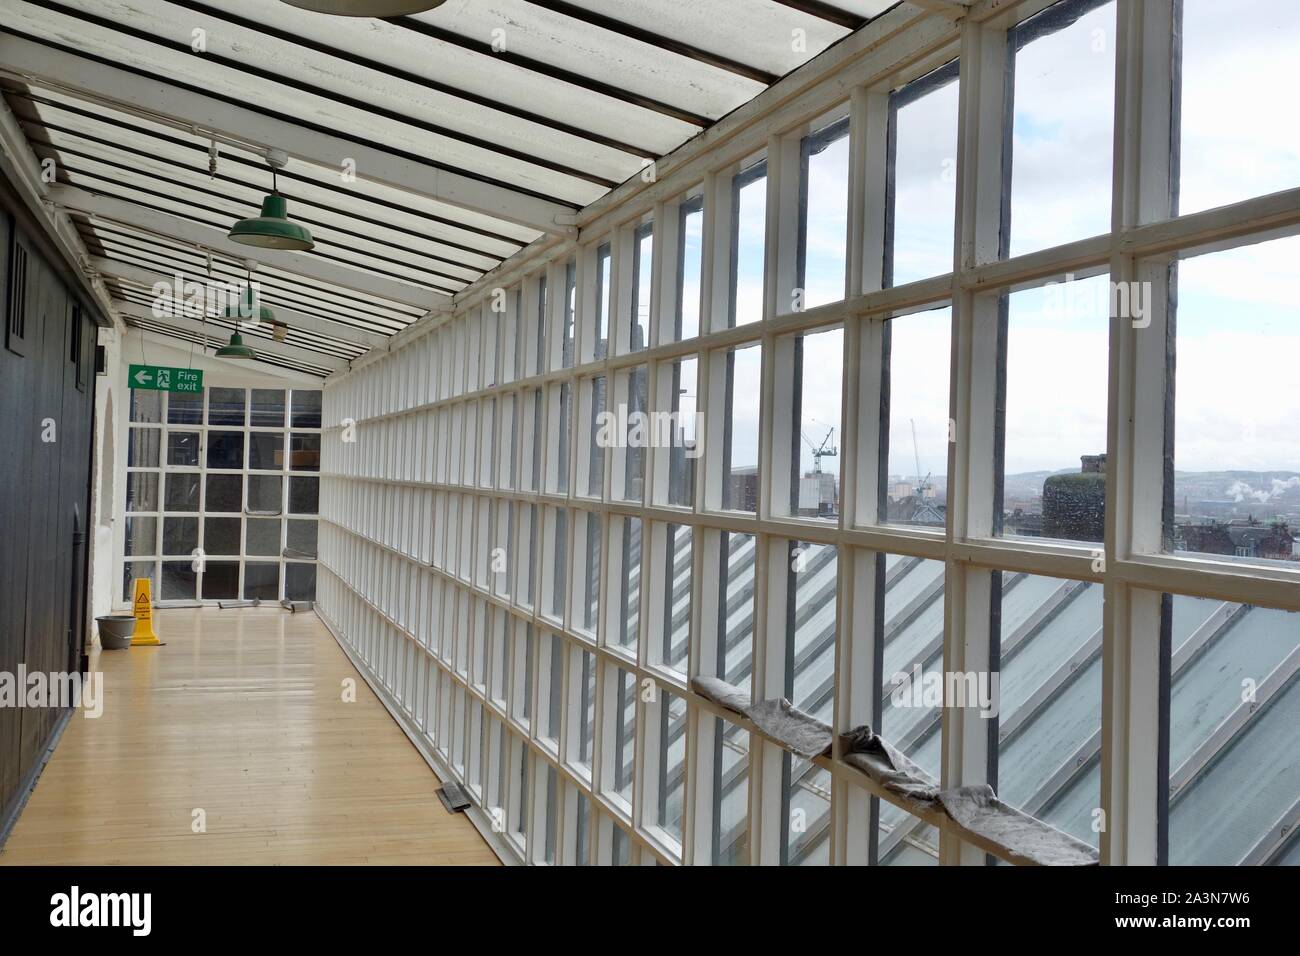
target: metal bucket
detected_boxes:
[96,614,136,650]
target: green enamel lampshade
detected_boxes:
[280,1,447,14]
[227,193,314,252]
[215,332,257,360]
[223,287,275,325]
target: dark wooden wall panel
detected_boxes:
[0,179,97,835]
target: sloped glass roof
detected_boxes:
[0,0,896,373]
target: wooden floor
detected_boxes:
[0,608,499,865]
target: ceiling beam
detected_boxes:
[0,31,579,238]
[48,183,446,313]
[518,0,779,85]
[117,303,349,372]
[766,0,867,29]
[92,258,389,352]
[905,0,974,19]
[0,93,118,323]
[128,325,333,381]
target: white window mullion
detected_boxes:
[940,14,1010,866]
[1101,0,1177,867]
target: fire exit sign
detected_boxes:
[129,364,204,393]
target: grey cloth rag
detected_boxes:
[746,698,832,759]
[691,677,832,759]
[691,675,751,714]
[840,725,941,805]
[938,785,1099,867]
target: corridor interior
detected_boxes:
[0,609,497,865]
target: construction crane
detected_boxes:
[802,426,838,475]
[911,419,931,498]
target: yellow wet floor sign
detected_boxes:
[130,578,164,646]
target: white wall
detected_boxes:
[87,328,324,638]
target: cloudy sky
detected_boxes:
[721,0,1298,491]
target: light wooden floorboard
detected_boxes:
[0,608,499,865]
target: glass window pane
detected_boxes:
[888,62,959,286]
[248,475,283,513]
[208,387,246,426]
[549,384,571,495]
[1007,0,1116,257]
[995,571,1103,853]
[723,344,761,513]
[248,432,284,471]
[122,560,156,602]
[206,431,245,470]
[675,195,703,341]
[243,562,280,601]
[730,160,767,328]
[125,472,159,512]
[659,523,692,675]
[204,516,241,556]
[246,518,282,556]
[786,327,841,520]
[610,667,637,806]
[629,221,652,352]
[289,477,319,514]
[166,431,199,466]
[167,391,202,425]
[561,259,576,368]
[290,433,321,472]
[710,719,750,865]
[614,516,641,651]
[160,561,196,600]
[545,508,567,622]
[595,241,611,360]
[124,515,156,556]
[619,367,647,503]
[662,357,697,508]
[286,519,317,558]
[575,512,601,636]
[885,307,951,527]
[162,516,198,555]
[204,474,243,513]
[797,117,849,310]
[539,633,563,748]
[290,390,322,428]
[655,692,687,844]
[1166,595,1300,865]
[716,531,756,687]
[250,388,285,427]
[534,274,548,375]
[201,561,239,600]
[1179,0,1300,216]
[165,472,200,513]
[130,389,162,423]
[1001,280,1107,542]
[127,428,159,467]
[877,554,947,864]
[285,563,317,601]
[1170,235,1300,565]
[581,375,606,498]
[573,649,597,775]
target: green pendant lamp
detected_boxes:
[228,152,314,252]
[280,1,447,14]
[215,331,257,359]
[216,266,269,359]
